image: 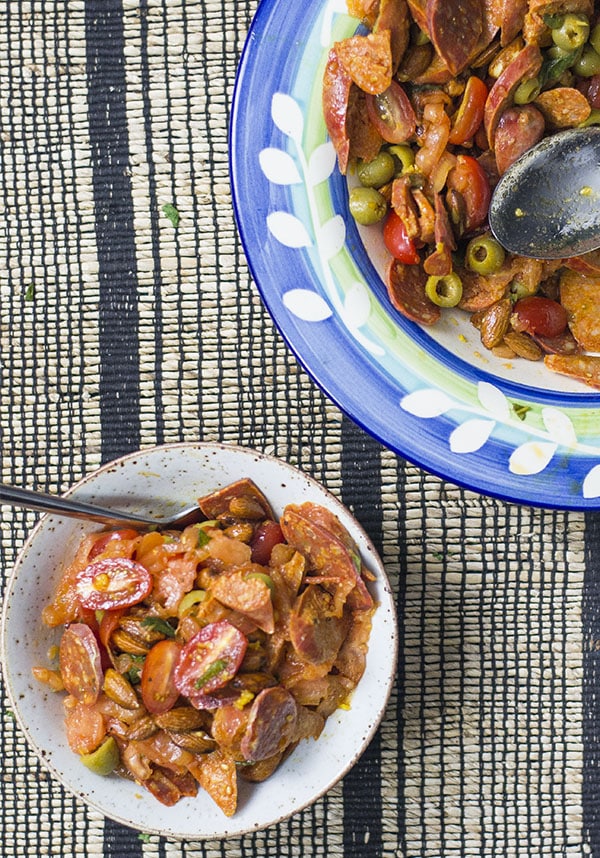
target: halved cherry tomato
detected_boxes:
[59,623,103,705]
[250,520,285,565]
[173,620,248,701]
[98,607,125,650]
[365,80,416,144]
[383,210,420,264]
[512,296,568,338]
[446,154,491,232]
[75,558,153,611]
[140,638,182,714]
[88,529,140,560]
[448,76,488,145]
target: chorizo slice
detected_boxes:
[426,0,483,75]
[289,585,349,665]
[387,259,441,324]
[424,194,455,277]
[196,748,238,817]
[559,271,600,351]
[494,105,545,175]
[564,250,600,276]
[373,0,411,71]
[322,48,354,175]
[545,354,600,389]
[334,30,393,95]
[59,623,103,706]
[457,264,514,312]
[534,87,591,129]
[280,504,373,610]
[533,329,582,356]
[210,565,275,635]
[198,477,274,521]
[240,686,298,762]
[484,44,543,146]
[489,0,528,46]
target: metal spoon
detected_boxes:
[0,483,204,529]
[489,126,600,259]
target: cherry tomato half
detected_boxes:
[365,80,416,144]
[383,210,420,264]
[446,154,491,233]
[59,623,103,705]
[141,638,182,714]
[448,76,488,145]
[75,557,153,611]
[88,529,140,560]
[512,296,568,338]
[173,620,248,701]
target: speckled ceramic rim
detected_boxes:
[0,442,398,840]
[230,0,600,509]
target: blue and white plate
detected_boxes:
[230,0,600,509]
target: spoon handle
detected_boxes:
[0,483,153,527]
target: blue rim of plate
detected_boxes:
[229,0,600,509]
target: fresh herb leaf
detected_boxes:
[513,403,531,421]
[162,203,180,228]
[539,49,579,87]
[196,526,211,548]
[141,616,176,638]
[138,832,151,842]
[24,283,35,301]
[194,659,227,690]
[542,13,564,28]
[431,551,444,561]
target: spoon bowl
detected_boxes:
[489,126,600,259]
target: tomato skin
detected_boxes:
[448,76,488,145]
[88,529,139,560]
[365,80,416,143]
[512,296,568,338]
[446,154,491,232]
[382,210,420,264]
[250,521,285,565]
[141,639,182,714]
[59,623,103,705]
[75,558,153,611]
[174,620,248,702]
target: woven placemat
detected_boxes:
[0,1,597,856]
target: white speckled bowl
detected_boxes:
[0,442,397,840]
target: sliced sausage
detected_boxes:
[545,354,600,389]
[534,87,591,128]
[494,105,545,174]
[374,0,411,70]
[484,44,543,146]
[59,623,103,706]
[335,30,393,95]
[559,271,600,351]
[289,584,349,665]
[322,48,354,175]
[426,0,483,75]
[240,686,298,763]
[387,258,441,324]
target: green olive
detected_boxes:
[573,45,600,77]
[177,588,207,617]
[348,186,388,225]
[425,272,463,308]
[357,152,396,188]
[387,143,416,175]
[80,736,120,776]
[579,108,600,126]
[466,235,506,274]
[590,23,600,55]
[551,13,590,51]
[513,76,541,105]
